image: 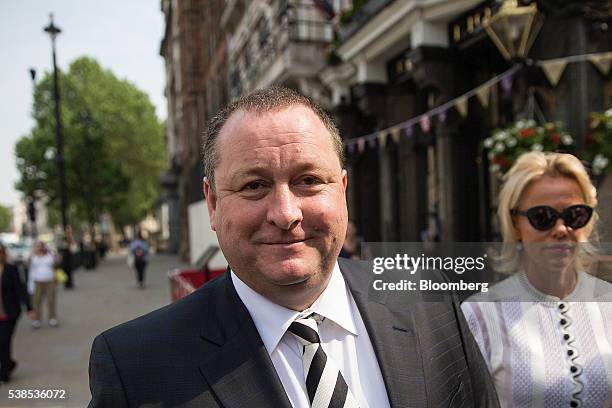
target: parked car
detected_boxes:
[6,241,32,265]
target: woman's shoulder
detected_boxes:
[581,272,612,301]
[463,273,524,304]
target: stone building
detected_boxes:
[160,0,229,259]
[322,0,612,242]
[160,0,612,257]
[225,0,350,105]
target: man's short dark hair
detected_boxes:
[203,86,344,190]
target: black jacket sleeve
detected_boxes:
[88,333,130,408]
[16,267,32,312]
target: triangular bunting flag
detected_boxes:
[347,143,355,155]
[438,111,447,125]
[455,97,468,118]
[405,124,414,137]
[357,138,366,154]
[377,131,387,148]
[541,59,568,86]
[420,116,431,133]
[476,84,491,108]
[368,138,377,149]
[588,52,612,76]
[390,127,401,144]
[501,72,513,98]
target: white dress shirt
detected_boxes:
[231,262,390,408]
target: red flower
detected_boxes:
[550,132,560,144]
[492,155,510,167]
[585,132,594,144]
[519,128,535,138]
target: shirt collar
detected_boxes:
[231,261,358,354]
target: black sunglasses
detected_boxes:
[510,204,593,231]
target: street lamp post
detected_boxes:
[28,68,38,239]
[44,13,69,233]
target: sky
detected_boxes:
[0,1,167,208]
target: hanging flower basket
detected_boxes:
[585,109,612,177]
[483,119,574,175]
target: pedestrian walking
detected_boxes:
[28,242,59,328]
[129,232,149,289]
[0,244,34,383]
[60,226,76,289]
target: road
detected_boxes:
[0,253,186,407]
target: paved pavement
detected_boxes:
[0,252,187,407]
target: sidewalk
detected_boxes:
[0,253,187,407]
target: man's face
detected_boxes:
[204,105,348,310]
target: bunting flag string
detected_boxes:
[344,64,520,151]
[344,50,612,154]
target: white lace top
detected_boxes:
[462,272,612,408]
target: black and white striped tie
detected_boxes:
[288,313,359,408]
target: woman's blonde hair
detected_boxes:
[496,151,598,272]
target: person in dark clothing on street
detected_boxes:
[60,226,75,289]
[0,244,34,383]
[129,232,149,289]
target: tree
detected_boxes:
[0,205,11,232]
[15,57,166,231]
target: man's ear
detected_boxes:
[341,169,348,192]
[203,177,217,231]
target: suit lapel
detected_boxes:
[198,271,292,408]
[339,259,427,407]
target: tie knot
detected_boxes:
[288,313,322,346]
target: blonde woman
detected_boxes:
[462,152,612,408]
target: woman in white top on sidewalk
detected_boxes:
[28,242,59,328]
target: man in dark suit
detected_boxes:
[0,244,33,382]
[89,87,499,407]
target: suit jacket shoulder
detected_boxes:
[89,273,290,408]
[338,258,499,407]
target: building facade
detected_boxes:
[160,0,228,259]
[322,0,612,242]
[161,0,612,257]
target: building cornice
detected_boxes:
[337,0,481,62]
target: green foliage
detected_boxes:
[339,0,367,25]
[0,205,11,232]
[15,57,166,230]
[585,109,612,176]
